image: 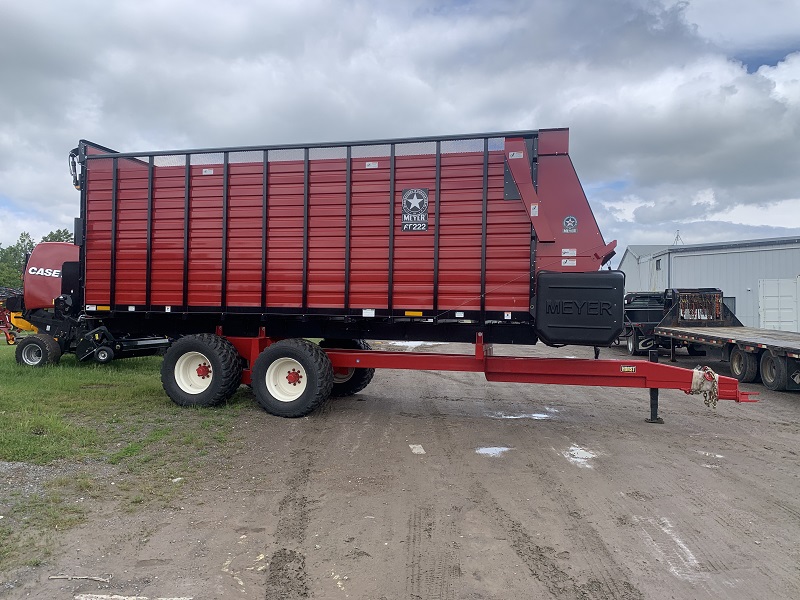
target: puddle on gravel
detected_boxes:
[695,450,724,459]
[562,445,596,468]
[476,447,512,457]
[489,412,552,420]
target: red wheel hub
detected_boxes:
[286,369,302,386]
[196,363,211,379]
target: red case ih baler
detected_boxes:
[11,129,754,419]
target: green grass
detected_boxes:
[0,343,250,572]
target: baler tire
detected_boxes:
[251,339,333,418]
[760,352,788,392]
[319,339,376,397]
[15,333,61,367]
[729,346,758,383]
[161,334,241,407]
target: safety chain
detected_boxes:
[685,365,719,409]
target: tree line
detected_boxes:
[0,230,74,290]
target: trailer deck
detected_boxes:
[655,325,800,359]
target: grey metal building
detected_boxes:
[618,237,800,328]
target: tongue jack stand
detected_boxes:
[646,349,664,424]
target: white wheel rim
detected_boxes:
[174,351,213,394]
[265,357,308,402]
[763,356,774,382]
[22,344,42,365]
[731,352,743,374]
[627,336,634,353]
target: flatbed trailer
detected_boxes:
[7,129,755,420]
[653,290,800,391]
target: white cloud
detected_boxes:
[0,0,799,261]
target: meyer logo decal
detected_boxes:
[28,267,62,278]
[545,300,612,316]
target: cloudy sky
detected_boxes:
[1,0,799,265]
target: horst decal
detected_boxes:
[402,188,429,232]
[621,365,637,373]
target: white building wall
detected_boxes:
[668,246,800,327]
[621,241,800,328]
[619,252,668,292]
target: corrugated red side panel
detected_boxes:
[83,139,537,313]
[151,165,185,306]
[393,154,436,309]
[84,158,113,305]
[485,151,530,311]
[308,156,346,308]
[114,158,148,305]
[349,156,390,308]
[227,161,263,307]
[438,153,484,311]
[187,163,223,306]
[266,159,304,307]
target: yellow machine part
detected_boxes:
[10,312,37,332]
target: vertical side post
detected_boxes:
[480,138,488,319]
[670,338,676,362]
[344,146,352,310]
[221,151,229,310]
[302,147,309,309]
[432,141,441,313]
[388,144,396,314]
[261,150,269,309]
[145,156,154,309]
[182,155,190,310]
[110,157,118,309]
[646,349,664,424]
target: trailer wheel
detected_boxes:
[686,344,706,357]
[760,352,788,391]
[251,339,333,417]
[626,331,642,356]
[319,339,376,397]
[729,347,759,383]
[161,334,241,407]
[15,334,61,367]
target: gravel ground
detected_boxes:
[1,341,798,600]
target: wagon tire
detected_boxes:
[252,339,333,417]
[161,334,241,407]
[319,339,376,397]
[15,333,61,367]
[760,352,788,391]
[729,346,758,383]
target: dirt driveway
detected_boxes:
[3,341,799,599]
